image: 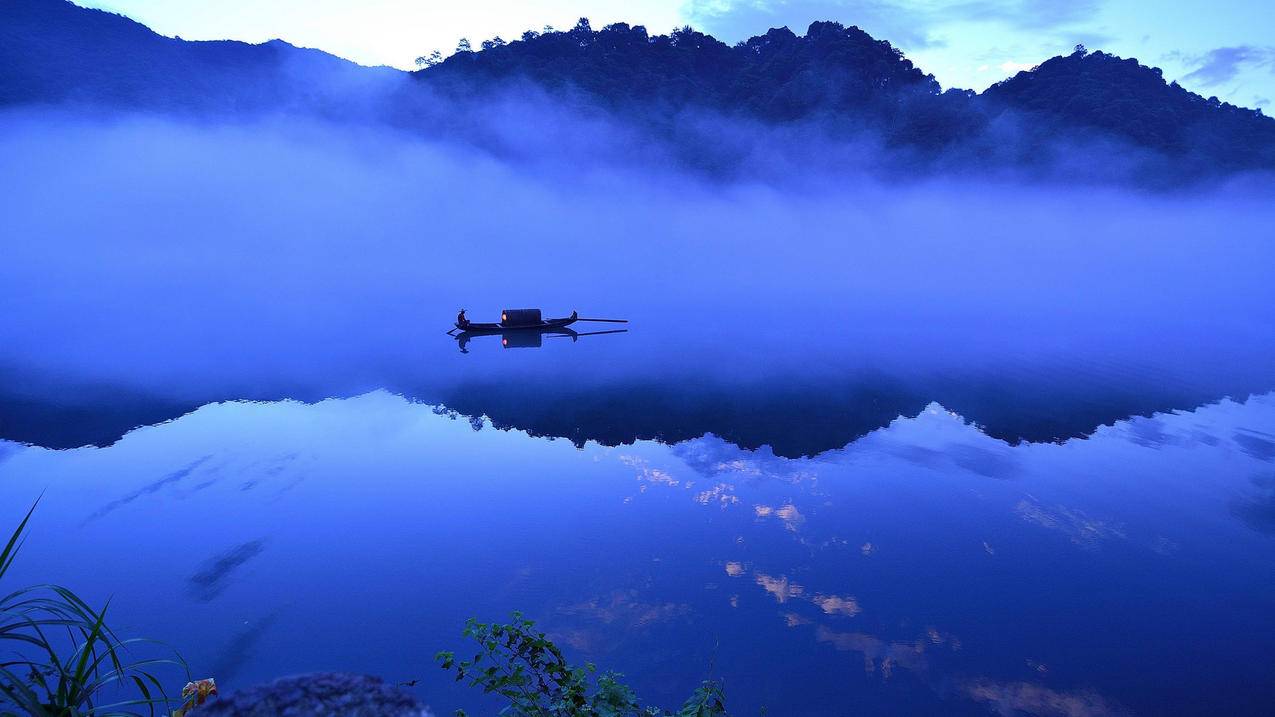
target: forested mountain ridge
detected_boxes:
[418,18,1275,174]
[0,0,395,112]
[420,21,942,118]
[419,19,985,153]
[4,0,1273,182]
[986,49,1275,173]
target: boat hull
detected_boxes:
[454,317,577,333]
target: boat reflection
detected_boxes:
[453,327,628,353]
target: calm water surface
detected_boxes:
[1,390,1274,715]
[2,132,1275,714]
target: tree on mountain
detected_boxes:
[405,17,1275,181]
[415,49,443,68]
[455,38,472,53]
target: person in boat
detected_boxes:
[457,309,469,329]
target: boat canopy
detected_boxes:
[501,308,542,326]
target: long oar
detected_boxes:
[575,317,628,323]
[548,329,629,338]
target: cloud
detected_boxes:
[1014,498,1125,547]
[754,502,806,531]
[670,435,817,484]
[811,593,862,616]
[963,679,1125,717]
[946,0,1103,30]
[681,0,940,48]
[813,625,928,677]
[694,482,741,506]
[0,441,19,467]
[559,590,691,627]
[1175,46,1275,87]
[999,60,1038,73]
[681,0,1104,49]
[754,571,805,602]
[620,454,682,489]
[732,562,863,618]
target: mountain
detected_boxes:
[419,20,982,151]
[3,0,1273,182]
[422,20,940,118]
[418,19,1275,178]
[985,48,1275,175]
[0,0,399,114]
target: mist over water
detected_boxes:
[2,92,1275,717]
[2,107,1273,450]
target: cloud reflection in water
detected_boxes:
[0,391,1272,714]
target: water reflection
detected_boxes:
[1232,430,1275,461]
[962,680,1121,717]
[208,612,281,684]
[1231,472,1275,534]
[190,539,268,601]
[82,454,215,524]
[4,346,1273,456]
[2,391,1273,714]
[453,326,628,352]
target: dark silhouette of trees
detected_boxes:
[983,48,1275,174]
[5,0,1272,183]
[414,49,442,68]
[421,20,943,123]
[413,18,1275,180]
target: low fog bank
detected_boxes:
[19,69,1275,191]
[413,80,1275,190]
[1,108,1273,434]
[8,2,1273,188]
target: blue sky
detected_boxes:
[77,0,1273,110]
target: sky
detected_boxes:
[75,0,1274,110]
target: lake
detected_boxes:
[1,118,1274,716]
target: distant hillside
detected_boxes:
[418,20,1275,178]
[985,48,1275,174]
[4,0,1273,183]
[0,0,398,114]
[419,20,983,151]
[423,21,939,116]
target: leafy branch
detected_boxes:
[436,612,728,716]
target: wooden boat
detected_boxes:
[448,310,626,352]
[455,312,578,333]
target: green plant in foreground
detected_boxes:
[0,500,190,716]
[436,612,728,717]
